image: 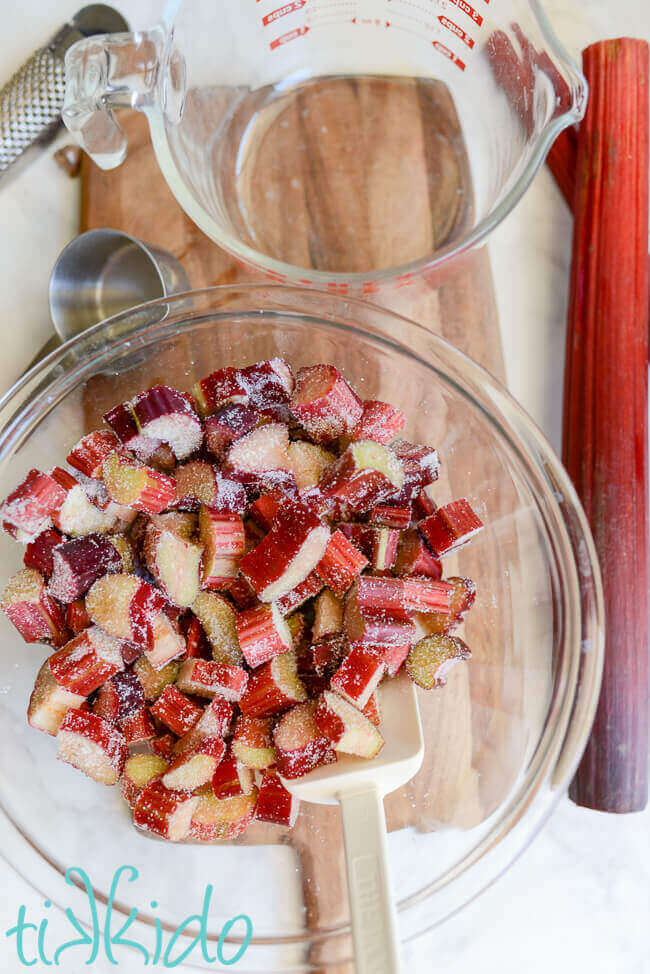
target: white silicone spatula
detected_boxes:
[281,675,424,974]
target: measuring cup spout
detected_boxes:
[62,26,184,170]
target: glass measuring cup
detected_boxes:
[62,1,586,290]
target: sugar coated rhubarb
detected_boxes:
[290,364,362,443]
[239,501,330,602]
[3,355,482,843]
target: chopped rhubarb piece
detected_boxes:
[199,507,245,588]
[255,771,300,827]
[191,591,242,665]
[354,576,410,620]
[412,485,437,520]
[310,635,347,677]
[232,714,276,769]
[57,708,127,785]
[189,786,257,840]
[183,615,212,660]
[174,461,246,514]
[274,701,336,778]
[131,385,203,460]
[150,684,203,736]
[239,650,307,717]
[419,576,477,635]
[406,633,471,688]
[133,656,179,700]
[369,641,411,677]
[149,510,197,541]
[240,358,295,412]
[248,494,281,532]
[236,603,292,668]
[103,401,162,460]
[286,610,307,649]
[0,469,66,538]
[49,626,124,696]
[120,705,157,744]
[108,534,134,572]
[27,660,86,735]
[330,646,386,709]
[192,366,249,417]
[93,668,144,723]
[275,571,324,615]
[394,528,442,578]
[50,468,122,537]
[419,499,483,555]
[174,695,234,754]
[145,612,185,670]
[319,440,405,513]
[362,692,382,727]
[162,736,226,791]
[86,574,164,646]
[152,732,177,760]
[211,749,255,799]
[345,581,417,645]
[133,780,199,841]
[176,658,248,701]
[67,430,122,478]
[350,400,405,445]
[240,501,330,603]
[227,579,258,615]
[223,422,294,491]
[121,753,169,809]
[204,404,259,458]
[23,528,63,577]
[314,690,384,758]
[312,588,343,642]
[1,568,68,645]
[287,441,336,490]
[368,503,411,531]
[290,364,363,443]
[65,598,91,634]
[47,533,123,603]
[368,526,400,571]
[390,439,440,496]
[354,574,452,617]
[401,576,453,614]
[315,529,368,597]
[102,451,176,515]
[143,522,202,607]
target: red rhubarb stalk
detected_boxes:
[563,39,649,813]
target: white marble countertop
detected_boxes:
[0,1,648,971]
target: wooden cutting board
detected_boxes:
[80,92,510,971]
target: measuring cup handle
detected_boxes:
[62,26,184,170]
[339,786,402,974]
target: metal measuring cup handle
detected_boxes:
[0,5,128,181]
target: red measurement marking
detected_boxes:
[362,282,380,295]
[432,41,466,71]
[438,15,474,49]
[263,1,306,25]
[326,282,350,292]
[351,17,390,26]
[270,25,309,49]
[447,0,483,26]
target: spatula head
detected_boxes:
[281,674,424,804]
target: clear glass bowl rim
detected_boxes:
[144,0,587,285]
[0,284,604,961]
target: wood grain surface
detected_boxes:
[80,82,508,970]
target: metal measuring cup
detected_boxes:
[26,229,189,372]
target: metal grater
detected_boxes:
[0,5,128,181]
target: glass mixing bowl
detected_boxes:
[0,286,603,971]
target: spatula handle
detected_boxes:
[339,786,402,974]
